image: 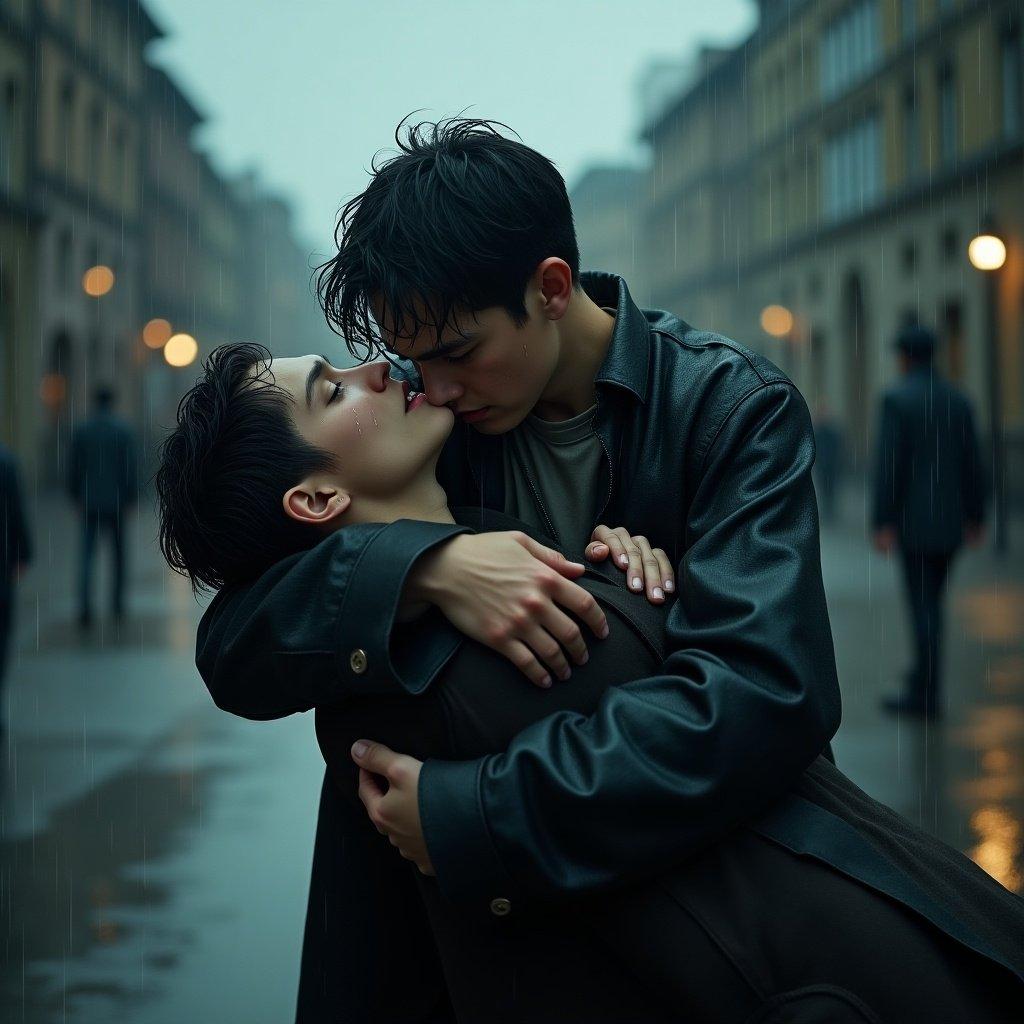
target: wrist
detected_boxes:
[404,535,463,607]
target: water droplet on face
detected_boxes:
[370,407,379,428]
[354,412,362,435]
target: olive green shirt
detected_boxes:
[502,404,604,556]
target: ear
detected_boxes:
[283,480,351,526]
[533,258,573,321]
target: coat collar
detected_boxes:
[580,271,651,406]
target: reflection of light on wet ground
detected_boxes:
[955,586,1024,644]
[969,806,1023,893]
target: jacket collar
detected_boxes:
[581,271,651,405]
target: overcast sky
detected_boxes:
[145,1,756,257]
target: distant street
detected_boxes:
[2,489,1022,1022]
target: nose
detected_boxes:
[418,362,464,407]
[364,361,390,393]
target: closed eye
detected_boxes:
[445,348,473,364]
[327,381,344,405]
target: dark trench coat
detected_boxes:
[302,509,1024,1023]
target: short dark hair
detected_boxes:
[895,323,937,364]
[316,116,581,363]
[156,343,339,593]
[94,384,115,410]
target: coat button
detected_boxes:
[349,649,368,674]
[490,897,511,917]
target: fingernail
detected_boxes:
[540,675,552,688]
[653,587,664,600]
[631,576,642,590]
[560,667,572,681]
[619,554,629,566]
[599,623,609,639]
[352,741,368,759]
[664,580,674,592]
[579,650,589,665]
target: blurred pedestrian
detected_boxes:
[812,398,844,524]
[0,442,32,733]
[872,324,986,719]
[69,385,138,630]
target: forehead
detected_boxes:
[258,355,315,400]
[375,301,509,361]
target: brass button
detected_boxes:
[349,649,368,674]
[489,897,511,917]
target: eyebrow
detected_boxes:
[305,355,331,410]
[414,333,478,363]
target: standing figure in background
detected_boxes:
[69,385,138,631]
[812,398,844,524]
[0,442,32,734]
[872,324,986,719]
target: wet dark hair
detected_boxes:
[316,115,581,363]
[156,342,339,593]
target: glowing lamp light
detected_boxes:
[760,304,794,338]
[164,333,198,367]
[83,265,115,297]
[142,318,173,349]
[968,234,1006,272]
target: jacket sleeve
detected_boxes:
[2,455,32,568]
[419,381,841,904]
[68,427,83,503]
[871,393,903,530]
[961,401,987,527]
[195,518,471,720]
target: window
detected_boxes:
[58,77,75,175]
[1002,21,1022,139]
[941,224,959,263]
[0,79,16,191]
[821,111,882,222]
[901,0,916,41]
[902,82,918,178]
[938,59,957,166]
[820,0,881,101]
[56,227,73,293]
[113,124,127,191]
[88,102,103,188]
[901,239,917,277]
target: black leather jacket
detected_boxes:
[196,272,841,909]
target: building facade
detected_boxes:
[570,165,648,300]
[0,0,325,485]
[641,0,1023,492]
[0,0,40,456]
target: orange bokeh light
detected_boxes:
[164,333,199,367]
[83,265,115,297]
[142,318,173,349]
[760,304,794,338]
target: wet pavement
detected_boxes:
[1,490,1022,1022]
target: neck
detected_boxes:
[340,476,456,529]
[533,288,615,421]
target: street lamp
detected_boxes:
[969,223,1008,553]
[82,265,115,297]
[760,304,794,338]
[142,318,173,350]
[164,333,198,368]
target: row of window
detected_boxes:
[820,0,881,101]
[0,78,20,193]
[55,76,131,192]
